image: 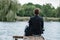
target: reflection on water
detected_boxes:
[0,21,60,40]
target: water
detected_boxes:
[0,21,60,40]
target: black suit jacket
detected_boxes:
[25,15,44,36]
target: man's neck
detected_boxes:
[35,14,39,16]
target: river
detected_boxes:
[0,21,60,40]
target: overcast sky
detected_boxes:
[17,0,60,8]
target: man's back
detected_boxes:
[29,15,44,35]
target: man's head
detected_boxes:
[34,8,40,15]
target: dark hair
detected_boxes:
[34,8,40,15]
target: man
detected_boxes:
[25,8,44,36]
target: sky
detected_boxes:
[17,0,60,8]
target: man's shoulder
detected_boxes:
[30,16,35,19]
[34,16,42,19]
[30,16,43,20]
[39,16,43,19]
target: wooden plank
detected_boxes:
[23,36,44,40]
[13,36,45,40]
[13,36,23,38]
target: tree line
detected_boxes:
[0,0,60,21]
[17,3,60,17]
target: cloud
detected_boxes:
[17,0,59,8]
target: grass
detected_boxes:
[15,16,60,21]
[15,16,30,21]
[44,17,60,21]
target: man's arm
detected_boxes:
[42,18,44,28]
[41,18,44,31]
[29,18,32,28]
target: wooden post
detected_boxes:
[13,36,23,40]
[15,38,17,40]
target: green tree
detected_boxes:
[18,3,36,17]
[0,0,18,21]
[56,7,60,17]
[0,0,10,21]
[42,4,55,17]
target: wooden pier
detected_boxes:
[13,36,44,40]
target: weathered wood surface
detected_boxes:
[13,36,23,38]
[13,36,44,40]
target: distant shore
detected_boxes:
[15,16,60,21]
